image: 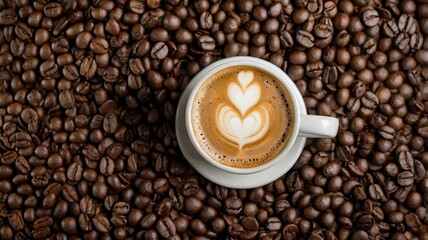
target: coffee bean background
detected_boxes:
[0,0,427,239]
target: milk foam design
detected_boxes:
[216,71,270,149]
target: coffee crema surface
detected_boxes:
[191,66,294,168]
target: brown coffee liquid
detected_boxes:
[191,66,294,168]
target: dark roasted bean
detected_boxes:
[296,30,315,48]
[92,214,111,233]
[0,8,18,25]
[8,212,24,231]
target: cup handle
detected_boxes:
[297,115,339,138]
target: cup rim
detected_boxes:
[185,56,302,174]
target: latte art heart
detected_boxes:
[237,71,254,89]
[216,70,271,149]
[217,105,270,149]
[228,83,260,116]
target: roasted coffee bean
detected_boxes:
[397,171,414,187]
[398,151,414,172]
[199,11,213,29]
[112,202,130,215]
[383,20,399,38]
[1,151,17,165]
[15,22,33,41]
[225,197,243,215]
[110,214,127,227]
[39,59,58,78]
[129,58,145,75]
[151,42,169,60]
[8,212,24,231]
[80,56,97,79]
[147,70,164,90]
[410,32,423,50]
[292,8,309,24]
[306,61,324,78]
[129,0,145,14]
[379,125,395,139]
[149,28,169,42]
[405,212,421,228]
[361,91,379,109]
[296,30,315,48]
[66,162,83,182]
[33,227,51,239]
[266,217,282,231]
[33,216,53,229]
[59,90,75,109]
[282,224,299,239]
[361,7,379,27]
[44,2,63,18]
[157,217,176,238]
[102,113,118,135]
[78,213,92,232]
[0,8,18,25]
[398,14,416,34]
[90,37,109,54]
[314,17,333,38]
[15,156,30,174]
[280,31,294,47]
[357,214,375,230]
[414,160,426,182]
[197,35,216,51]
[395,32,410,50]
[92,214,111,233]
[62,64,79,81]
[62,184,79,202]
[314,195,331,211]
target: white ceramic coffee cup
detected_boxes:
[176,57,339,175]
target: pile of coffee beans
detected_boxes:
[0,0,427,239]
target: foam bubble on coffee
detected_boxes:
[192,66,294,168]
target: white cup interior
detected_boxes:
[185,57,302,175]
